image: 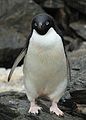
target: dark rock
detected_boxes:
[0,0,44,36]
[34,0,64,8]
[70,90,86,115]
[76,104,86,115]
[64,36,81,51]
[0,103,19,120]
[65,0,86,14]
[0,0,26,18]
[66,47,86,116]
[42,0,64,9]
[0,26,26,68]
[70,21,86,40]
[0,91,84,120]
[34,0,46,6]
[70,90,86,104]
[68,49,86,91]
[0,0,44,68]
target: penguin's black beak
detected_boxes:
[38,22,43,29]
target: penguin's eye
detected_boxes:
[46,21,49,26]
[34,22,37,27]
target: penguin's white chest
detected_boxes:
[23,27,67,95]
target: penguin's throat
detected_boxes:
[30,27,61,49]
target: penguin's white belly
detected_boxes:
[23,28,67,96]
[24,46,67,95]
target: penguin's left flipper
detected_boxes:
[8,48,27,82]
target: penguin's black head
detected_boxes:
[32,13,55,35]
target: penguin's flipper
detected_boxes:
[8,48,27,82]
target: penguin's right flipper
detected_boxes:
[8,48,27,82]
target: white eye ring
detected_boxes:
[46,21,49,26]
[34,22,37,27]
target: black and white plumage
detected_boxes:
[8,13,69,116]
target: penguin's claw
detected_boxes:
[50,102,64,116]
[28,102,42,114]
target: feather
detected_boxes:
[8,48,27,82]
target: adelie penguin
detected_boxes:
[8,13,70,116]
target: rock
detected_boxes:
[76,104,86,115]
[0,0,44,36]
[0,26,26,68]
[0,91,84,120]
[0,103,19,120]
[42,0,64,8]
[64,36,81,51]
[70,90,86,104]
[34,0,64,8]
[65,44,86,116]
[70,90,86,115]
[68,46,86,91]
[65,0,86,14]
[70,21,86,40]
[34,0,46,6]
[0,0,44,68]
[0,0,26,18]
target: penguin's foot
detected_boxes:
[28,101,42,114]
[50,102,64,116]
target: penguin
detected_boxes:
[8,13,69,116]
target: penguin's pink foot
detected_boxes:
[50,102,64,116]
[28,101,42,114]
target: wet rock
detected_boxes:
[65,0,86,14]
[70,21,86,40]
[0,91,84,120]
[0,0,44,68]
